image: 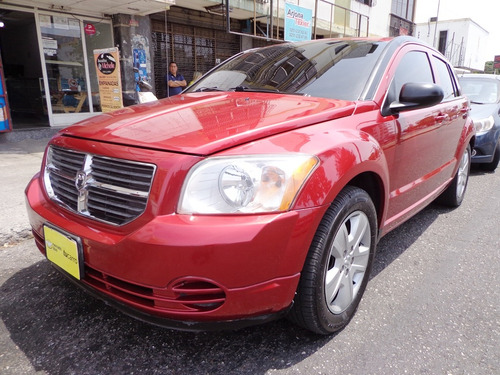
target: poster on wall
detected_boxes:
[94,47,123,112]
[133,48,147,91]
[284,3,312,42]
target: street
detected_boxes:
[1,159,499,374]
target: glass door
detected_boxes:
[40,14,89,121]
[38,13,113,126]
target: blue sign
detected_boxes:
[0,73,10,132]
[284,3,312,42]
[133,49,148,92]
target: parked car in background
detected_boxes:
[458,74,500,171]
[25,37,474,335]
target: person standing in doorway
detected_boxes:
[165,61,186,97]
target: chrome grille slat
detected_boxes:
[92,181,150,197]
[92,157,154,191]
[92,172,152,190]
[50,148,86,175]
[88,196,147,213]
[51,182,78,202]
[44,146,156,225]
[88,189,146,214]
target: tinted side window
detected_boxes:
[432,56,457,100]
[387,51,434,105]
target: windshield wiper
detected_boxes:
[470,101,486,104]
[231,85,281,93]
[231,85,308,96]
[194,87,224,92]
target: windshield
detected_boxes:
[185,39,388,101]
[459,77,500,104]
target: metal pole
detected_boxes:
[226,0,230,33]
[270,0,274,39]
[433,0,440,49]
[276,0,280,40]
[254,0,256,36]
[313,0,318,39]
[165,6,170,97]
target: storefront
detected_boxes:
[0,3,273,133]
[150,8,242,99]
[0,4,113,130]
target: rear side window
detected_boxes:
[386,51,434,105]
[432,56,457,100]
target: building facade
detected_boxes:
[0,0,416,133]
[415,18,489,72]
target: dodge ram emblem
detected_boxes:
[75,171,87,192]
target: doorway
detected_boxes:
[0,9,49,129]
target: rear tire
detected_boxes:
[437,144,471,207]
[287,186,377,335]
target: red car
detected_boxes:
[25,37,474,334]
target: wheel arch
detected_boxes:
[348,171,385,233]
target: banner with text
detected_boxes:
[94,47,123,112]
[284,3,312,42]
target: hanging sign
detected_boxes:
[284,3,312,42]
[94,47,123,112]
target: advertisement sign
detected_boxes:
[94,47,123,112]
[133,48,147,91]
[494,55,500,69]
[284,3,312,42]
[84,23,96,35]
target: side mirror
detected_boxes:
[389,83,444,114]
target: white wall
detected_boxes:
[415,18,489,70]
[349,0,393,37]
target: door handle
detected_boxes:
[435,114,449,122]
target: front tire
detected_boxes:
[288,186,377,335]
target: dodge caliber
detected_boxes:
[25,37,474,334]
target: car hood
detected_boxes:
[59,92,356,155]
[469,102,499,120]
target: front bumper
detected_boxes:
[26,175,326,328]
[472,129,500,163]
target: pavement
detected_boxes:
[0,130,55,247]
[1,128,499,375]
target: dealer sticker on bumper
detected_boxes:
[44,225,83,280]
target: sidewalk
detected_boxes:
[0,132,54,246]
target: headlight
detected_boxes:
[178,154,319,214]
[473,115,494,133]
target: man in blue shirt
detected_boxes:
[165,62,186,97]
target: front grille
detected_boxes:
[44,146,156,225]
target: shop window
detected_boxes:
[39,14,112,116]
[40,14,89,114]
[84,20,114,112]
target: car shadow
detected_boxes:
[372,164,487,278]
[1,260,332,374]
[371,202,452,279]
[0,185,476,374]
